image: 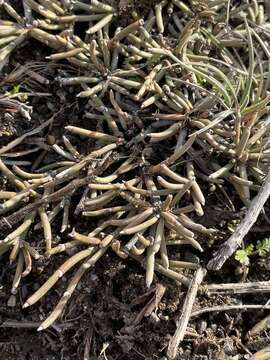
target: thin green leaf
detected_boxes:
[240,17,254,111]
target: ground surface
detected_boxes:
[1,1,270,359]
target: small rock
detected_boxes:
[90,273,99,282]
[197,319,207,334]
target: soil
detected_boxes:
[1,246,270,360]
[1,2,270,360]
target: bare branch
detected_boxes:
[167,267,205,360]
[207,169,270,270]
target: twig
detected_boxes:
[0,320,40,329]
[0,177,89,231]
[0,320,73,331]
[83,327,94,360]
[123,284,166,333]
[207,168,270,270]
[0,117,53,156]
[191,304,270,318]
[167,267,205,360]
[203,280,270,295]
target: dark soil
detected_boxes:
[0,2,270,360]
[1,249,270,360]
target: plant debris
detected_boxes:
[1,0,270,359]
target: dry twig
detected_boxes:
[208,169,270,270]
[203,280,270,295]
[167,267,205,359]
[191,304,270,318]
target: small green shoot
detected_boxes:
[10,84,20,95]
[235,244,254,265]
[234,237,270,265]
[256,238,270,257]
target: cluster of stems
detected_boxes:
[0,0,270,330]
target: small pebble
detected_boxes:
[90,273,99,282]
[197,319,207,334]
